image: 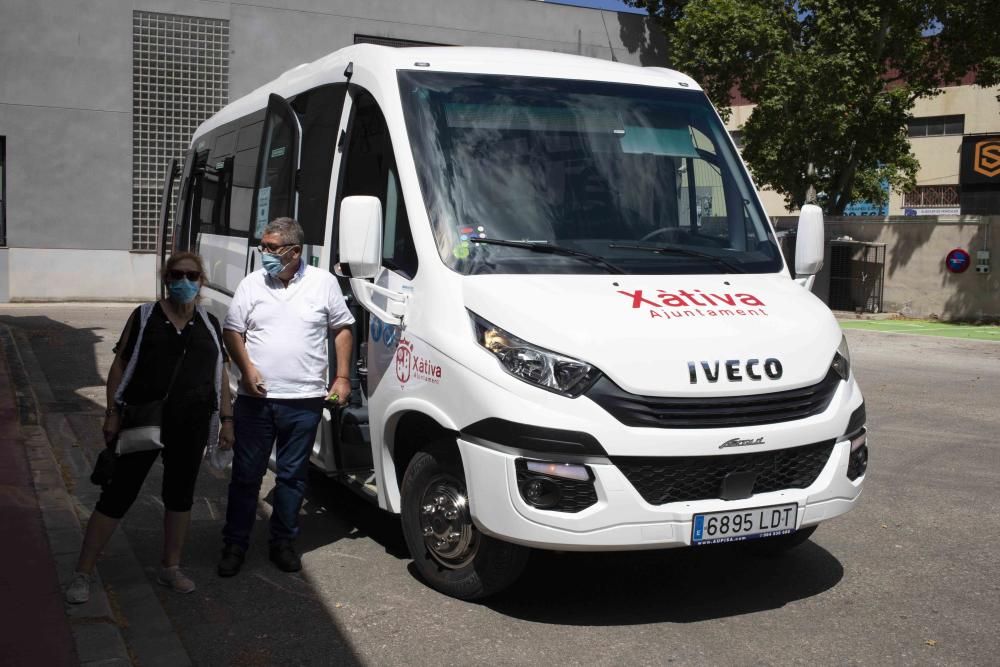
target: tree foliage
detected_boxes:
[624,0,1000,214]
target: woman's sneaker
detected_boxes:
[65,572,92,604]
[156,566,196,594]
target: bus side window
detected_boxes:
[293,84,347,246]
[230,118,263,237]
[203,129,237,236]
[198,156,234,237]
[340,92,418,278]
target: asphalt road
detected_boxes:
[3,303,998,666]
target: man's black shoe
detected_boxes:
[217,543,246,577]
[269,540,301,573]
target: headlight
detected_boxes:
[471,312,601,397]
[832,333,851,380]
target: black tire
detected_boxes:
[741,525,817,557]
[401,442,529,600]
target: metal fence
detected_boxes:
[828,240,886,313]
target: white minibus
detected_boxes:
[159,44,867,599]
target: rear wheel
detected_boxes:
[400,442,529,600]
[741,525,817,557]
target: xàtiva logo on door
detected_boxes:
[394,337,443,386]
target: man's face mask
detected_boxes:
[260,244,294,276]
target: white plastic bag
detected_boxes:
[207,444,234,472]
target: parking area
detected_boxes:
[3,303,999,665]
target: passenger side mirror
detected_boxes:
[795,204,824,278]
[338,196,383,279]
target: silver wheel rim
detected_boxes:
[418,473,478,569]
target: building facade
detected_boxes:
[727,84,1000,320]
[726,83,1000,219]
[0,0,665,301]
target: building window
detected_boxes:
[0,136,6,247]
[132,11,229,251]
[354,34,444,48]
[903,185,960,207]
[907,115,964,138]
[729,130,744,150]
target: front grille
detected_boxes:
[612,440,835,505]
[586,369,842,429]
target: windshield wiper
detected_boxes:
[468,238,625,274]
[608,243,747,273]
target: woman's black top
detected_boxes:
[115,302,226,411]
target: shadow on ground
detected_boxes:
[1,310,366,665]
[486,540,843,625]
[297,472,843,626]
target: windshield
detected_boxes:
[398,71,783,275]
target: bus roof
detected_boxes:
[194,44,701,139]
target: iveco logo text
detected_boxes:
[719,437,765,449]
[687,358,783,383]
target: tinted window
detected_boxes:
[294,85,347,245]
[230,115,264,236]
[908,115,964,137]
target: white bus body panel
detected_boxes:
[188,45,865,552]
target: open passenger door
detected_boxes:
[248,93,302,263]
[156,157,180,298]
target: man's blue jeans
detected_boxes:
[223,396,325,549]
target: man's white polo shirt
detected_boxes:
[224,262,355,399]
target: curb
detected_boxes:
[832,310,899,321]
[1,325,193,666]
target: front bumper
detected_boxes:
[459,435,865,551]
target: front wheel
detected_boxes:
[401,443,529,600]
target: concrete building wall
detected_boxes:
[785,216,998,320]
[226,0,663,100]
[0,0,666,301]
[0,0,133,251]
[6,248,156,301]
[0,105,132,250]
[834,217,997,320]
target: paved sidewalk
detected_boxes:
[0,322,191,666]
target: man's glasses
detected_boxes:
[167,269,202,281]
[258,243,296,254]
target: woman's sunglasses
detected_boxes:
[167,269,202,281]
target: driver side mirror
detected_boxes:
[795,204,825,278]
[338,196,383,279]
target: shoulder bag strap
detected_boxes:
[161,317,196,401]
[114,302,155,404]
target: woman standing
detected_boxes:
[65,252,234,603]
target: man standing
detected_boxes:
[219,218,354,576]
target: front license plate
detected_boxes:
[691,503,798,545]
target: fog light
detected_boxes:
[519,477,561,508]
[847,434,868,481]
[515,458,598,513]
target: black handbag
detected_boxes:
[89,446,118,487]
